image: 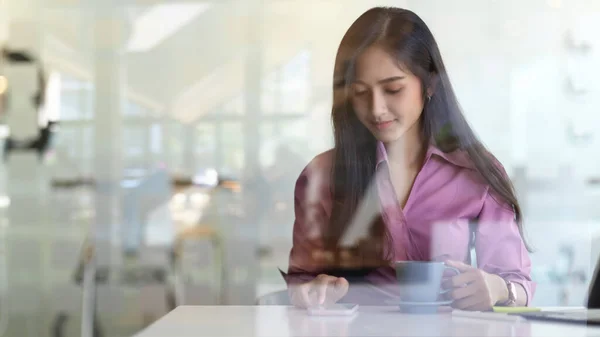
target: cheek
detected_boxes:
[393,91,424,119]
[386,95,409,117]
[351,99,369,119]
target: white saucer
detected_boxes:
[385,299,453,306]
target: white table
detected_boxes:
[134,306,600,337]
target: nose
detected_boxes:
[369,90,388,119]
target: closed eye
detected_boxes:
[353,90,368,96]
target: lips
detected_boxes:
[374,120,396,130]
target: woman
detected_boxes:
[285,7,534,311]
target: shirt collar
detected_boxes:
[375,141,475,170]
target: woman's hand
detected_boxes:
[444,260,507,311]
[289,274,349,308]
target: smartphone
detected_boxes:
[307,303,359,316]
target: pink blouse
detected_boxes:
[286,142,535,304]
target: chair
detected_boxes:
[172,225,225,305]
[256,290,291,305]
[49,236,86,337]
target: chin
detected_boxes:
[373,133,403,144]
[368,126,401,141]
[372,122,417,144]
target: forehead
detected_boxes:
[353,45,411,83]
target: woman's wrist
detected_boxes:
[492,274,509,305]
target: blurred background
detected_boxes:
[1,0,600,336]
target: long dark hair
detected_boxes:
[327,7,529,265]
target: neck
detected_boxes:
[384,124,426,169]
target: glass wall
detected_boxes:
[2,1,600,336]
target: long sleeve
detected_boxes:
[284,153,333,285]
[475,188,536,304]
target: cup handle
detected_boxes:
[438,266,461,295]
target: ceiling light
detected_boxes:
[127,3,211,52]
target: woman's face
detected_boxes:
[351,45,426,145]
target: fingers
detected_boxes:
[453,292,484,310]
[332,277,349,302]
[305,274,344,306]
[445,260,473,272]
[447,268,495,311]
[289,283,312,308]
[452,286,493,311]
[315,275,334,305]
[335,277,349,291]
[451,269,481,288]
[450,281,483,310]
[450,283,478,301]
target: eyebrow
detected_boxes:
[378,76,405,84]
[354,76,406,85]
